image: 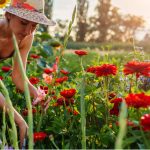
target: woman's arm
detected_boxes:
[0,92,28,148]
[11,34,38,99]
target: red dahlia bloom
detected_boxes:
[74,50,88,56]
[34,132,47,142]
[125,93,150,108]
[1,66,11,72]
[57,97,74,106]
[86,66,97,74]
[44,68,53,74]
[109,98,122,116]
[30,54,40,59]
[109,106,120,116]
[29,77,40,85]
[110,98,123,104]
[140,114,150,131]
[60,89,76,98]
[60,69,70,75]
[0,76,3,80]
[95,64,117,77]
[57,97,65,106]
[55,76,68,84]
[123,61,150,78]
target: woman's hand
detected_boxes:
[13,109,28,148]
[17,119,28,148]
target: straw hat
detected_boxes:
[5,0,56,26]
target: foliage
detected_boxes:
[0,32,150,149]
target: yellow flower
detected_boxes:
[0,0,10,8]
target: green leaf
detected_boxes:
[37,58,46,68]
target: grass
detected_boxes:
[61,50,129,73]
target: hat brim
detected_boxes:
[5,6,56,26]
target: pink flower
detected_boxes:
[42,73,53,84]
[32,87,46,106]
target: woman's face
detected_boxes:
[8,14,38,40]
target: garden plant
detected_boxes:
[0,2,150,150]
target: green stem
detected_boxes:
[0,80,18,149]
[115,101,127,149]
[12,34,33,149]
[80,76,86,149]
[1,107,6,149]
[104,77,109,125]
[37,111,44,132]
[80,57,86,149]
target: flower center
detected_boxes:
[0,0,7,5]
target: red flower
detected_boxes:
[95,64,117,77]
[60,89,76,98]
[44,68,53,74]
[55,76,68,84]
[140,114,150,131]
[0,76,3,80]
[22,108,37,116]
[86,66,97,73]
[60,69,70,75]
[57,97,74,106]
[34,132,47,142]
[123,61,150,78]
[1,66,11,72]
[40,86,49,94]
[57,97,65,106]
[73,110,79,116]
[74,50,88,56]
[116,120,138,128]
[30,54,40,59]
[110,106,120,116]
[110,98,123,104]
[108,92,116,100]
[110,98,123,116]
[29,77,40,85]
[125,93,150,108]
[67,107,79,115]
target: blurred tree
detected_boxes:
[39,0,53,32]
[86,0,145,42]
[76,0,89,41]
[89,0,113,42]
[121,15,145,41]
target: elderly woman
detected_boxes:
[0,0,55,147]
